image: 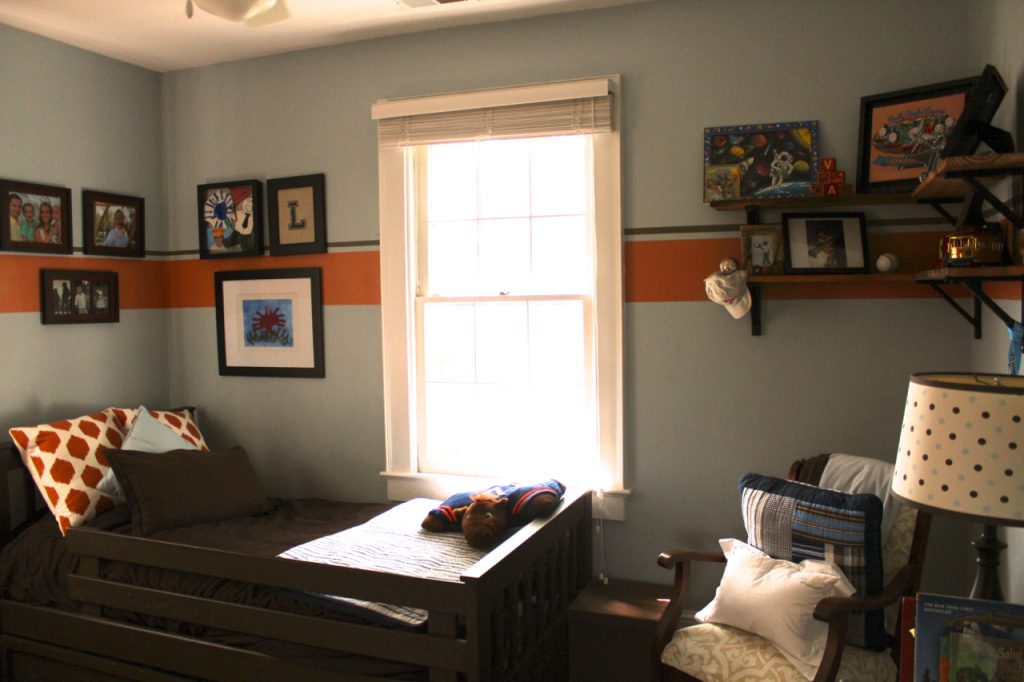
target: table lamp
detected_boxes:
[891,372,1023,601]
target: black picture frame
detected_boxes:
[82,190,145,258]
[782,212,869,275]
[267,173,326,256]
[1,179,72,254]
[214,267,324,378]
[197,179,263,259]
[855,76,976,194]
[40,269,119,324]
[942,64,1011,157]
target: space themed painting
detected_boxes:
[196,179,263,259]
[703,121,819,202]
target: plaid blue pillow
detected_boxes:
[738,472,885,651]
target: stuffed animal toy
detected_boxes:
[421,480,565,549]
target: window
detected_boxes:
[374,77,624,515]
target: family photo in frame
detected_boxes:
[2,179,72,254]
[83,190,145,258]
[39,269,119,325]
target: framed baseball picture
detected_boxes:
[197,179,263,259]
[740,224,784,275]
[782,212,869,275]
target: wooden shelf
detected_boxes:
[709,193,914,212]
[916,265,1024,283]
[912,152,1024,202]
[750,273,913,285]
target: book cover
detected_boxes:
[915,593,1024,682]
[901,595,918,682]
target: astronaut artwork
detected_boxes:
[704,121,820,202]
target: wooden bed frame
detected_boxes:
[0,442,592,682]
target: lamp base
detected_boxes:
[969,524,1007,602]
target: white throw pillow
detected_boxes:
[695,538,856,680]
[97,406,199,501]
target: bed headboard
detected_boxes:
[0,441,42,547]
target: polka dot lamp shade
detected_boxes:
[891,373,1024,525]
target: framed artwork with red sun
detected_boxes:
[214,268,324,378]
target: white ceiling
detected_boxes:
[0,0,649,73]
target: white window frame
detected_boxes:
[375,76,626,519]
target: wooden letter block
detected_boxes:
[833,170,846,183]
[817,171,833,184]
[824,182,841,196]
[812,184,824,196]
[820,157,837,172]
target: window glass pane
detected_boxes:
[531,216,589,293]
[529,300,584,386]
[531,135,587,217]
[423,383,479,471]
[426,220,478,295]
[428,143,478,222]
[478,218,530,294]
[478,138,530,219]
[476,302,528,385]
[423,302,475,383]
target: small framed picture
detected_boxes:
[267,173,326,256]
[1,179,72,254]
[782,212,869,275]
[214,268,324,378]
[704,121,819,201]
[855,76,975,194]
[740,224,785,275]
[197,179,263,259]
[40,269,119,324]
[82,190,145,258]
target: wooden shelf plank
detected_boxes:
[916,265,1024,283]
[709,193,914,211]
[911,152,1024,201]
[749,273,914,284]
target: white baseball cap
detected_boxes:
[704,270,751,319]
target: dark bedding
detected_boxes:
[0,498,427,679]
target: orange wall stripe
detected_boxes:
[0,255,167,313]
[164,251,381,308]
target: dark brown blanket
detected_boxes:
[0,499,426,679]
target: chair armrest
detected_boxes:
[809,562,919,682]
[653,548,726,675]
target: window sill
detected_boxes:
[381,471,629,521]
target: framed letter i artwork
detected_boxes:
[214,268,324,378]
[268,173,326,256]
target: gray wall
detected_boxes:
[0,24,169,429]
[967,0,1024,603]
[160,0,984,601]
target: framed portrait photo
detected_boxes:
[214,268,324,378]
[783,212,869,275]
[740,224,785,275]
[1,179,72,254]
[40,269,119,325]
[82,190,145,258]
[197,179,263,259]
[267,173,326,256]
[855,76,975,194]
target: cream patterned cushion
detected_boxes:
[661,623,897,682]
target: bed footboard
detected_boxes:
[0,485,592,682]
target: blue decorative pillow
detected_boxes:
[738,472,885,651]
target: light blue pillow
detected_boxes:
[98,405,199,501]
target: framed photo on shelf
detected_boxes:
[1,179,72,254]
[197,179,263,259]
[82,190,145,258]
[40,269,119,325]
[267,173,326,256]
[214,267,324,378]
[855,76,975,194]
[740,224,785,275]
[703,121,819,202]
[782,212,869,275]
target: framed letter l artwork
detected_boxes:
[268,173,326,256]
[214,268,324,378]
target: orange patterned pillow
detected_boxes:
[108,406,209,452]
[8,410,129,535]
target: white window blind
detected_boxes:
[373,78,614,147]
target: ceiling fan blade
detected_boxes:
[245,0,289,27]
[191,0,282,23]
[185,0,194,18]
